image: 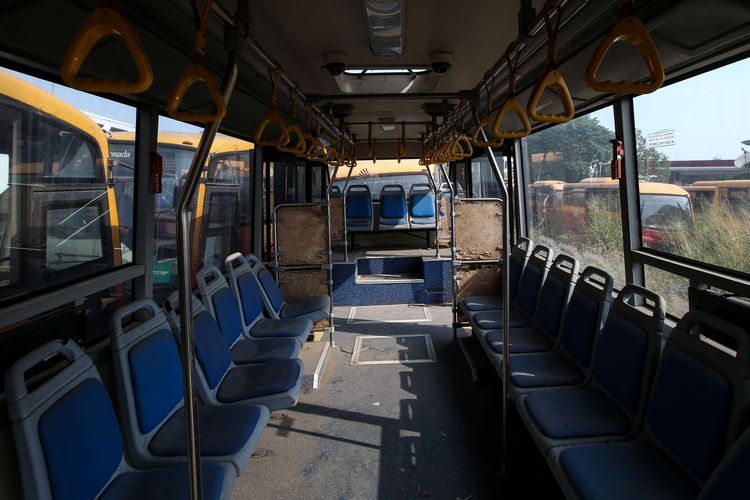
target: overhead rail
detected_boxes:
[527,2,575,124]
[585,0,665,94]
[61,0,153,93]
[491,47,531,139]
[167,0,226,122]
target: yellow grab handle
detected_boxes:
[527,70,575,124]
[451,134,474,159]
[277,124,307,156]
[305,137,328,162]
[61,6,153,93]
[254,111,291,147]
[585,16,664,94]
[397,141,407,164]
[472,115,505,148]
[492,98,531,139]
[167,63,227,123]
[325,146,342,167]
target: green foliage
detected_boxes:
[525,115,613,182]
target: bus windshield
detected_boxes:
[640,194,692,229]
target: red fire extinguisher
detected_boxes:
[610,139,624,180]
[149,152,163,193]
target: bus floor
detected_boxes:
[232,305,563,500]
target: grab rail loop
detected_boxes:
[368,122,377,163]
[254,69,291,146]
[397,121,407,163]
[472,75,505,148]
[527,3,575,124]
[277,88,307,156]
[61,1,153,93]
[492,48,531,139]
[167,0,227,122]
[585,0,665,94]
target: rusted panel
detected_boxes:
[330,196,345,243]
[456,265,501,305]
[276,206,328,266]
[278,269,331,330]
[438,196,451,243]
[455,200,503,261]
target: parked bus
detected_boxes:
[0,69,121,304]
[689,180,750,213]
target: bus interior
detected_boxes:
[1,0,750,499]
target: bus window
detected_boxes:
[724,187,750,212]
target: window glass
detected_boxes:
[633,57,750,279]
[0,67,135,301]
[643,264,689,318]
[523,106,626,289]
[470,156,503,198]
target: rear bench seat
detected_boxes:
[345,184,373,232]
[5,340,235,500]
[550,310,750,499]
[110,299,269,475]
[378,184,409,230]
[516,285,665,455]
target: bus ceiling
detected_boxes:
[2,0,750,159]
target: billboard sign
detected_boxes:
[646,129,676,148]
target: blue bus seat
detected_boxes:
[468,244,553,335]
[408,183,436,228]
[110,299,269,474]
[459,237,533,314]
[245,253,330,323]
[508,267,614,398]
[551,311,750,500]
[196,265,301,363]
[378,184,409,230]
[165,293,303,412]
[516,285,665,455]
[345,184,373,231]
[4,339,236,500]
[224,253,311,345]
[476,254,578,374]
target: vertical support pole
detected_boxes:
[325,164,340,345]
[342,165,355,260]
[472,105,511,474]
[614,98,644,287]
[264,157,273,262]
[515,138,531,239]
[133,108,158,300]
[176,60,239,500]
[251,146,264,258]
[424,165,441,258]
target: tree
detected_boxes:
[635,129,671,182]
[525,115,614,183]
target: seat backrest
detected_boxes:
[558,266,614,371]
[409,183,436,219]
[379,184,408,219]
[164,292,232,402]
[225,252,266,332]
[646,311,750,484]
[514,244,553,317]
[110,299,184,462]
[4,340,125,500]
[507,237,534,301]
[196,264,245,348]
[345,185,372,219]
[246,255,285,317]
[592,284,665,419]
[699,423,750,500]
[532,254,579,339]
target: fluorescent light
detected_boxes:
[381,124,397,132]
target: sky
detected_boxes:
[4,55,750,162]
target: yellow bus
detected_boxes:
[107,131,253,296]
[561,180,692,248]
[689,180,750,212]
[528,180,565,230]
[0,70,121,303]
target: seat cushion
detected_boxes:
[509,351,584,388]
[523,386,630,439]
[217,359,302,403]
[149,403,265,457]
[560,441,700,500]
[250,317,311,342]
[471,308,530,331]
[462,295,502,312]
[231,337,298,364]
[280,294,330,322]
[101,463,231,500]
[485,327,553,355]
